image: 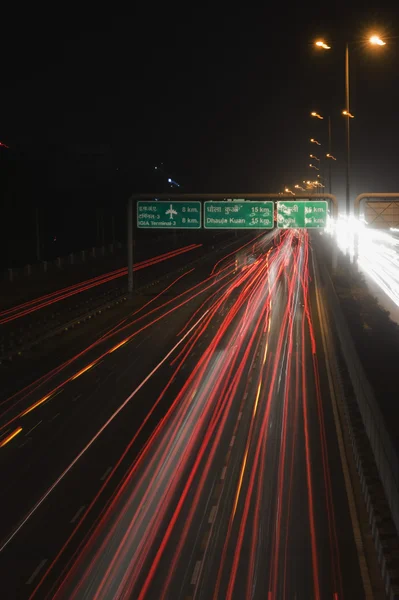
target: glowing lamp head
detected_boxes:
[370,35,386,46]
[315,40,330,50]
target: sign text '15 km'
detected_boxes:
[276,200,328,228]
[204,201,274,229]
[137,201,201,229]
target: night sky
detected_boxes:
[1,7,399,267]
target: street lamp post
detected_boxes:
[315,35,386,215]
[127,197,133,296]
[328,116,332,194]
[35,208,41,262]
[345,42,351,216]
[311,112,334,193]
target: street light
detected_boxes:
[370,35,386,46]
[315,35,386,215]
[309,163,319,170]
[310,138,321,145]
[315,40,331,49]
[326,153,337,160]
[311,111,334,193]
[309,154,320,161]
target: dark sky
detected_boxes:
[1,7,399,265]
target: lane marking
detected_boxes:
[70,505,86,524]
[100,466,112,481]
[190,560,202,585]
[18,438,32,449]
[25,421,42,437]
[238,411,242,421]
[49,413,60,423]
[208,505,217,524]
[221,466,227,480]
[212,483,222,500]
[229,435,235,448]
[313,255,373,599]
[72,394,82,402]
[0,310,209,553]
[200,531,210,550]
[26,559,47,585]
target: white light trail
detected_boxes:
[328,214,399,307]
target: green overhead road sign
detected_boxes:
[137,200,201,229]
[277,200,328,229]
[204,200,274,229]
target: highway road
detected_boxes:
[0,230,368,599]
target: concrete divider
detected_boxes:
[3,243,124,283]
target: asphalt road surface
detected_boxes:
[0,230,367,599]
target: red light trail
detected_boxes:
[0,243,202,325]
[17,229,350,599]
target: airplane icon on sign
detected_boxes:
[166,204,178,219]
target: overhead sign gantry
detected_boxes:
[128,193,337,293]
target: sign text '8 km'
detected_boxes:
[137,201,201,229]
